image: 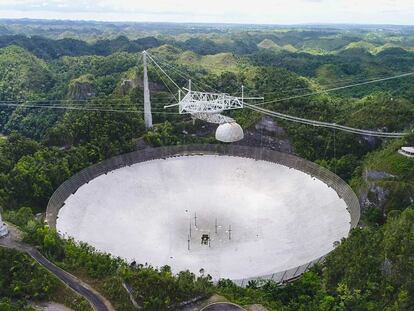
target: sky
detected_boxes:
[0,0,413,25]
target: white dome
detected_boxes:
[215,122,244,143]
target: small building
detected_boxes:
[0,212,8,237]
[398,147,414,158]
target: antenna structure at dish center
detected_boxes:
[142,51,263,143]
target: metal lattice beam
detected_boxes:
[178,90,244,115]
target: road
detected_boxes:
[0,224,114,311]
[201,302,247,311]
[1,225,249,311]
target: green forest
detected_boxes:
[0,20,414,310]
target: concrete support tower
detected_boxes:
[143,51,153,129]
[0,212,8,237]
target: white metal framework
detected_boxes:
[163,81,262,126]
[164,85,254,141]
[179,90,243,119]
[162,79,262,141]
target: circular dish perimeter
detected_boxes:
[55,152,353,281]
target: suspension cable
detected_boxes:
[144,52,183,92]
[150,59,179,102]
[252,72,414,107]
[3,52,406,138]
[144,53,411,138]
[254,71,409,97]
[0,102,182,114]
[0,101,178,111]
[245,103,407,138]
[147,52,221,93]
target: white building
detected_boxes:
[0,212,8,237]
[398,146,414,158]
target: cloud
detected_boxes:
[0,0,113,13]
[0,0,413,24]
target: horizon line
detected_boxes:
[1,17,414,28]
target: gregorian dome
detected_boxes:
[215,122,244,143]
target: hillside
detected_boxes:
[258,39,298,53]
[0,45,53,100]
[355,136,414,224]
[0,24,413,310]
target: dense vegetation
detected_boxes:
[1,209,213,310]
[0,247,91,311]
[218,207,414,310]
[1,20,414,310]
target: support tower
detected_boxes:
[142,51,153,129]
